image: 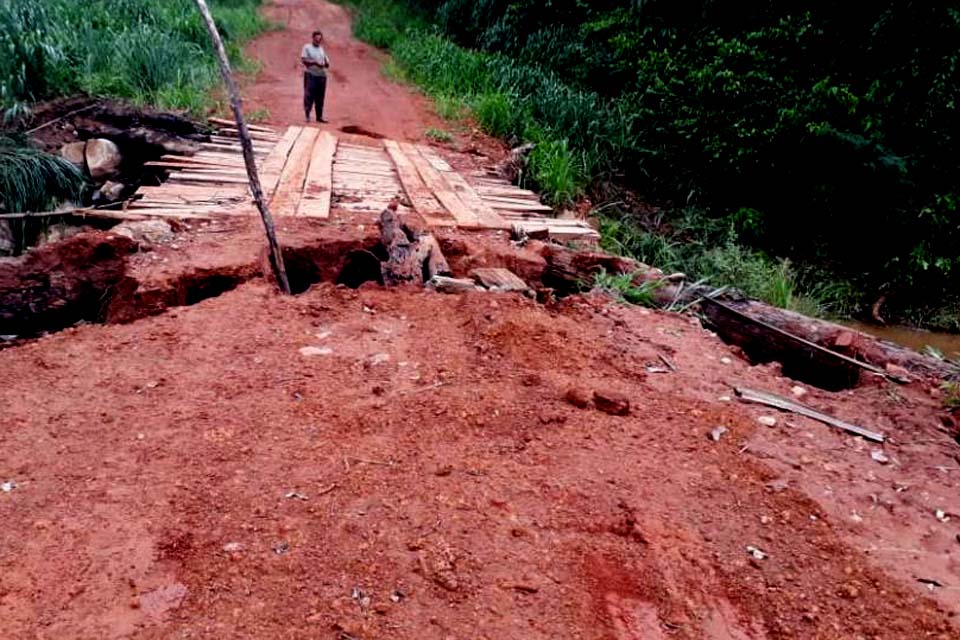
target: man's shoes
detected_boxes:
[304,115,311,123]
[318,118,329,124]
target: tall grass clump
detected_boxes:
[0,137,85,213]
[0,0,267,118]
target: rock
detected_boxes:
[790,385,808,398]
[0,220,14,256]
[36,223,85,247]
[98,180,125,202]
[593,390,630,416]
[709,426,728,442]
[470,267,532,294]
[60,141,87,169]
[564,387,591,409]
[85,138,122,179]
[300,346,333,357]
[429,275,480,294]
[112,219,174,246]
[884,363,912,381]
[757,416,778,427]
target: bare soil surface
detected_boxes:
[2,1,960,638]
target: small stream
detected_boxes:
[842,320,960,358]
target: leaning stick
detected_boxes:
[191,0,291,294]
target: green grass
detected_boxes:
[0,0,268,119]
[592,270,661,307]
[246,107,271,123]
[434,94,466,120]
[340,0,614,206]
[0,136,85,213]
[424,127,453,143]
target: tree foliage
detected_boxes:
[386,0,960,315]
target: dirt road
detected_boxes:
[243,0,443,140]
[1,1,959,638]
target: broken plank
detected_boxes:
[401,142,479,228]
[382,140,454,227]
[736,387,885,443]
[297,131,337,218]
[270,126,320,216]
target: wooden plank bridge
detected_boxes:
[130,121,599,241]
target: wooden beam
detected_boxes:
[297,131,337,218]
[270,126,320,216]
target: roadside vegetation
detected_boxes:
[340,0,960,330]
[0,0,268,217]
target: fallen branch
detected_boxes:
[736,387,885,443]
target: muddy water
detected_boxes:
[843,320,960,357]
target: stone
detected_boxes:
[757,416,778,427]
[112,219,174,246]
[85,138,122,179]
[98,180,125,202]
[429,276,480,294]
[564,387,591,409]
[593,390,630,416]
[300,346,333,357]
[791,385,808,398]
[60,141,87,169]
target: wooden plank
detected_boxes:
[485,200,553,212]
[159,154,243,166]
[418,147,453,172]
[209,135,272,147]
[400,142,479,228]
[270,126,320,216]
[417,148,505,230]
[168,172,250,185]
[382,140,454,227]
[215,128,281,142]
[258,126,303,195]
[200,142,268,155]
[208,117,277,134]
[333,167,397,178]
[297,131,337,218]
[736,387,885,442]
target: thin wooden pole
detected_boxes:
[192,0,291,294]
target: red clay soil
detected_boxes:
[2,1,960,638]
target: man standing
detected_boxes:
[301,30,330,123]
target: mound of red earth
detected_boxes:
[1,270,958,638]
